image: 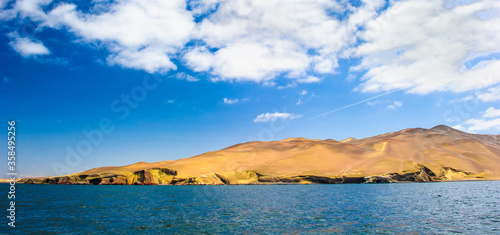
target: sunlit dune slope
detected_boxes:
[72,125,500,181]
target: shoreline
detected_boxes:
[10,178,500,186]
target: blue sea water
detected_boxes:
[1,181,500,234]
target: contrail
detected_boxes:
[295,89,402,125]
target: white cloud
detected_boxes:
[183,0,370,83]
[45,0,195,73]
[355,0,500,94]
[296,91,316,105]
[253,112,301,122]
[276,77,320,89]
[367,99,403,109]
[223,98,239,104]
[0,0,7,9]
[183,46,213,72]
[3,0,500,96]
[188,0,219,15]
[107,47,176,73]
[185,41,310,82]
[277,83,297,89]
[483,107,500,118]
[452,124,467,131]
[465,118,500,132]
[175,73,199,82]
[262,80,276,87]
[476,85,500,102]
[14,0,51,21]
[455,96,474,103]
[367,100,381,106]
[456,106,500,132]
[0,1,15,19]
[9,34,50,57]
[184,75,199,82]
[387,101,402,109]
[297,76,321,83]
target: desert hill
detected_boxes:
[24,125,500,185]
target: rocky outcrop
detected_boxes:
[133,168,177,185]
[22,125,500,185]
[23,165,489,185]
[23,168,177,185]
[218,170,260,184]
[437,167,486,181]
[173,173,227,185]
[386,165,437,182]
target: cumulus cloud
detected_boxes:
[2,0,196,72]
[183,46,213,72]
[185,41,311,82]
[355,0,500,94]
[253,112,301,122]
[223,98,239,104]
[45,0,195,73]
[2,0,500,95]
[107,47,176,73]
[183,0,370,83]
[9,33,50,57]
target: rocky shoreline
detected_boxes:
[21,165,485,185]
[21,125,500,185]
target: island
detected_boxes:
[22,125,500,185]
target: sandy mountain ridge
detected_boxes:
[24,125,500,185]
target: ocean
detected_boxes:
[1,181,499,234]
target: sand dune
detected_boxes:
[24,125,500,185]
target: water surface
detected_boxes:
[1,181,499,234]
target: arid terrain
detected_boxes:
[23,125,500,185]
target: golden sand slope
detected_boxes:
[25,125,500,184]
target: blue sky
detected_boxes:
[1,0,500,177]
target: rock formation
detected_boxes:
[22,125,500,185]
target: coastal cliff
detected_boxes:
[23,125,500,185]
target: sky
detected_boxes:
[0,0,500,177]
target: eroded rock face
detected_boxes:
[364,176,394,183]
[134,168,177,185]
[194,173,227,185]
[387,165,437,182]
[22,125,500,185]
[218,170,260,184]
[23,165,488,185]
[173,173,227,185]
[23,168,177,185]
